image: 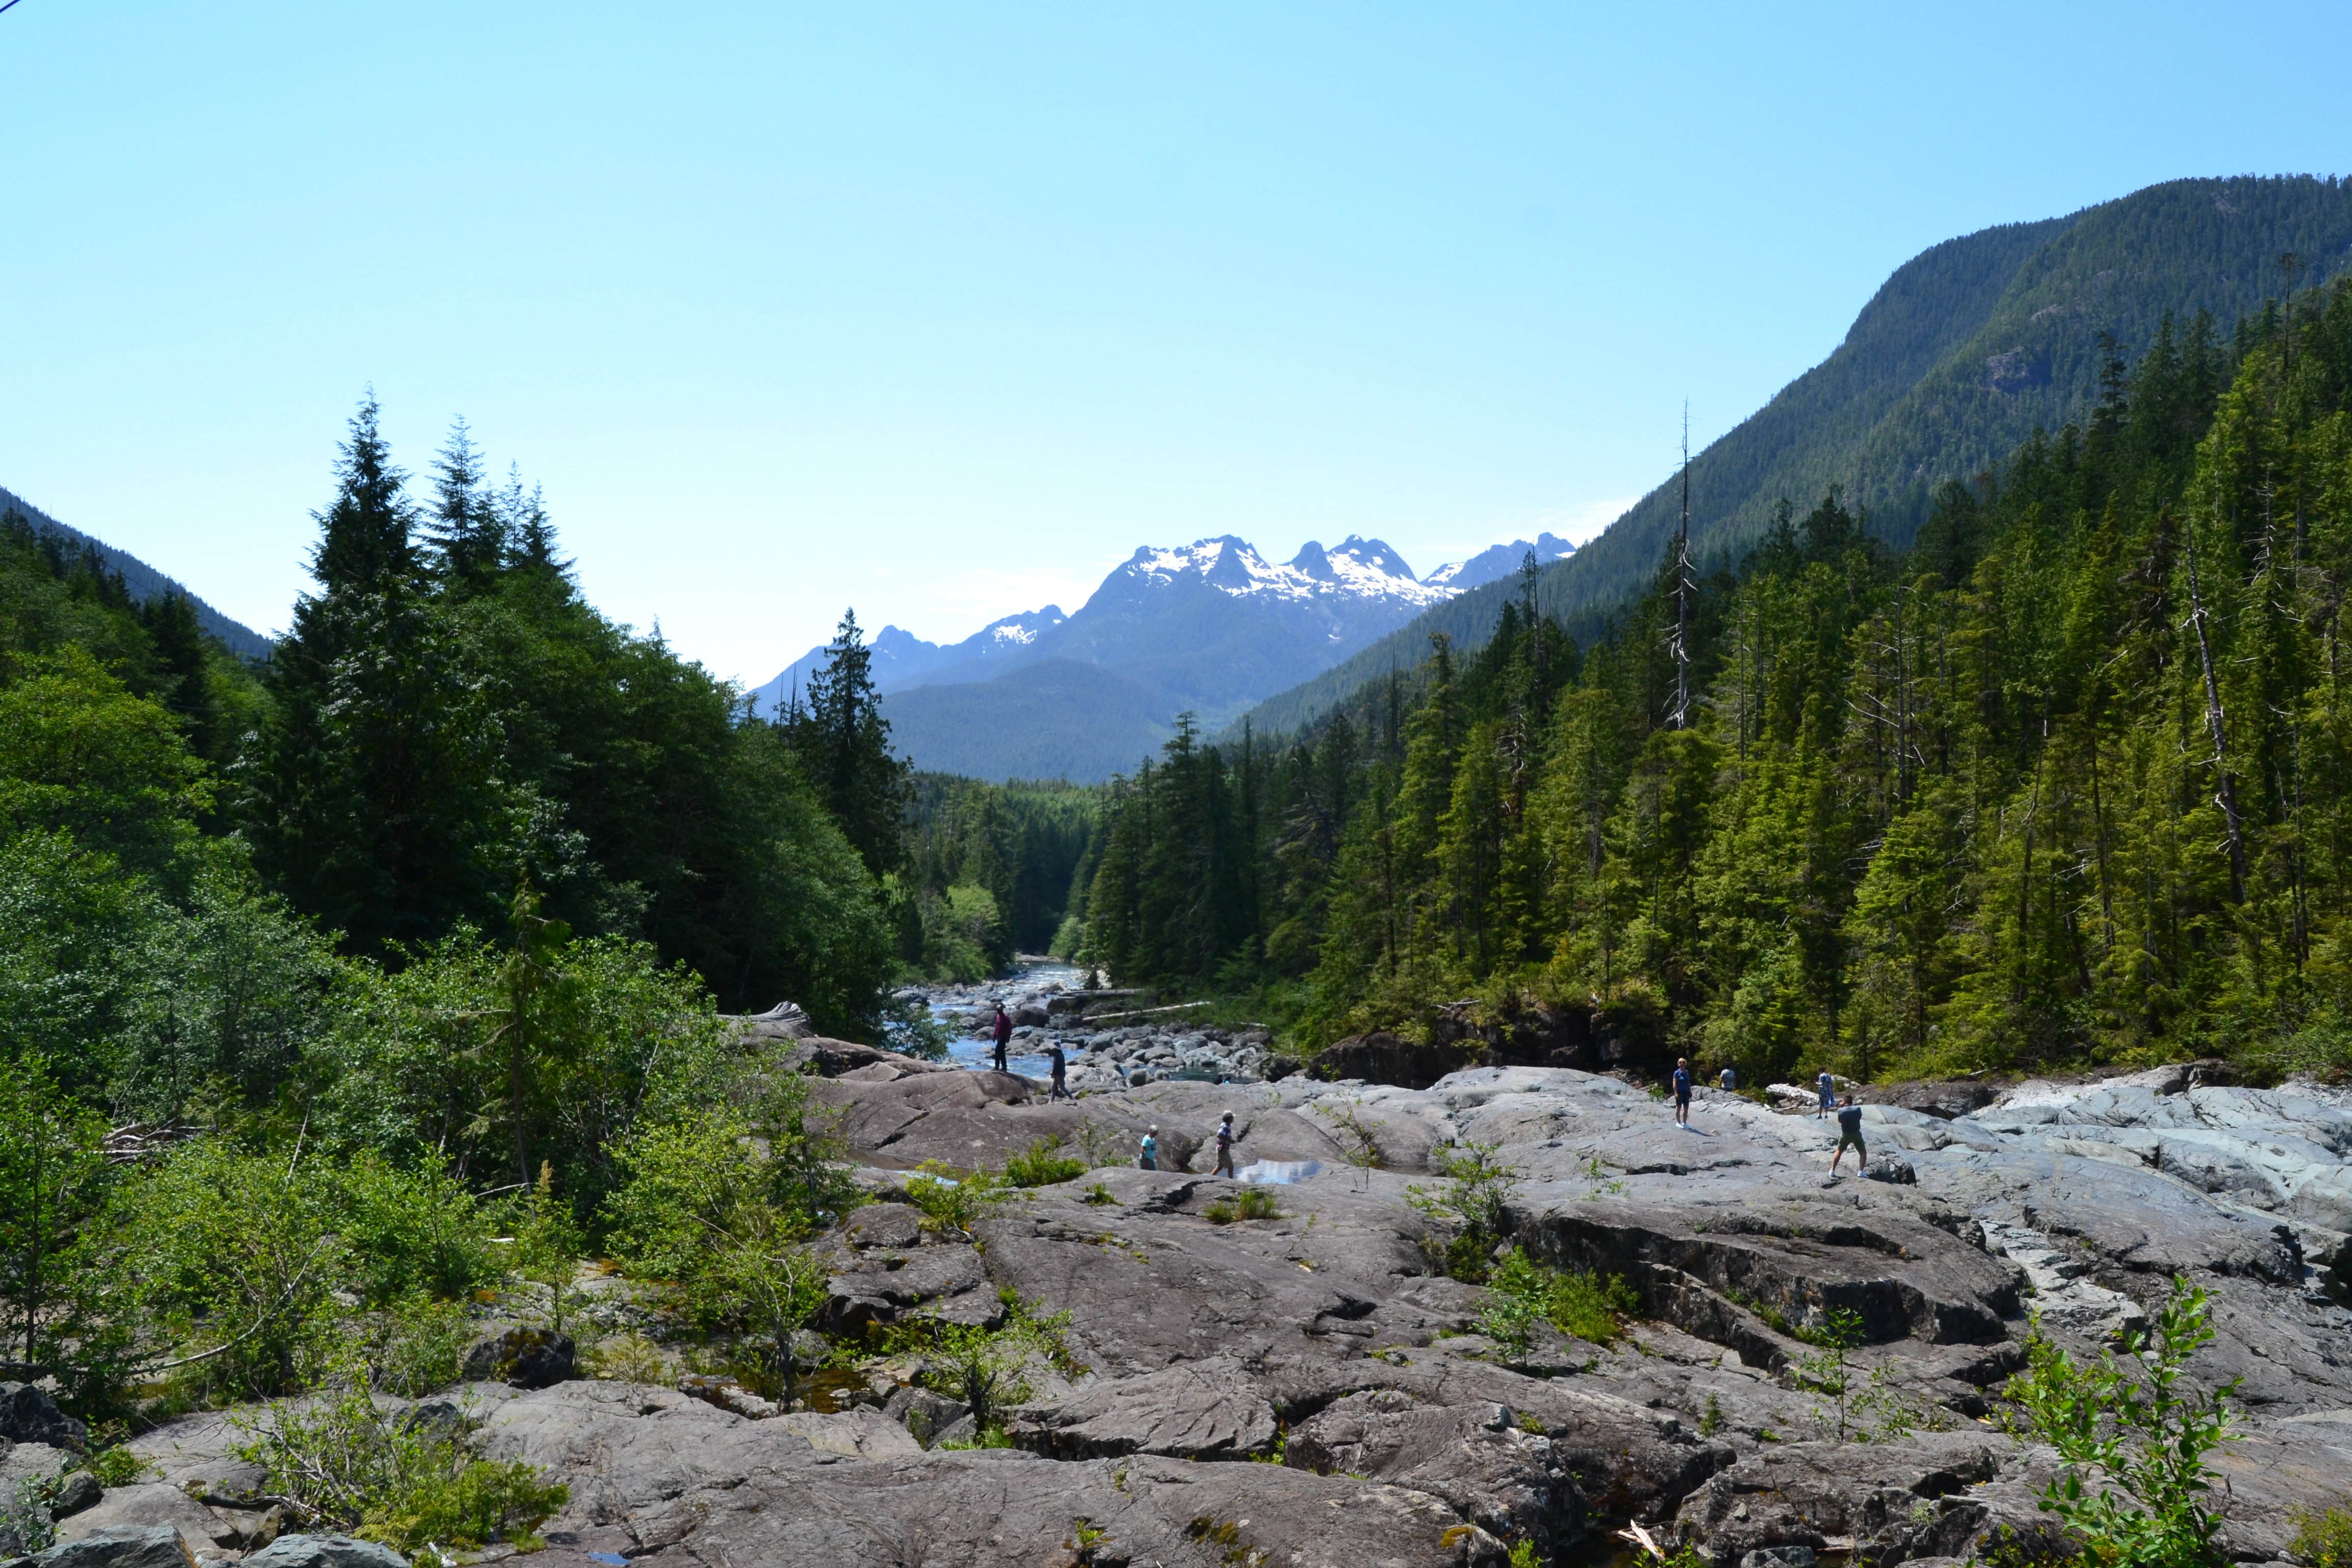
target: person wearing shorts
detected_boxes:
[1830,1095,1867,1178]
[1672,1058,1693,1127]
[1213,1112,1238,1177]
[1817,1071,1836,1120]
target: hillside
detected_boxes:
[1229,174,2352,742]
[0,483,274,658]
[879,657,1174,783]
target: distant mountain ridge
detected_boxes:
[1422,531,1575,592]
[1228,174,2352,743]
[755,532,1474,778]
[0,484,273,659]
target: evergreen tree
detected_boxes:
[785,610,906,876]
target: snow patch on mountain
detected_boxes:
[1420,531,1577,593]
[1116,533,1454,608]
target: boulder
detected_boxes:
[1669,1435,2014,1561]
[1312,1031,1481,1090]
[1865,1154,1918,1185]
[1284,1389,1582,1557]
[12,1526,193,1568]
[879,1385,967,1446]
[52,1487,226,1559]
[0,1385,85,1451]
[461,1327,575,1388]
[1006,1357,1277,1460]
[47,1474,102,1520]
[241,1535,410,1568]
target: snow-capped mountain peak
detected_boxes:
[1118,534,1450,607]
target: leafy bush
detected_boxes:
[232,1366,568,1553]
[897,1295,1078,1439]
[2291,1504,2352,1568]
[1794,1307,1865,1441]
[1204,1188,1281,1223]
[119,1138,349,1402]
[1,1477,55,1558]
[1408,1141,1518,1284]
[600,1103,838,1405]
[580,1331,670,1385]
[1477,1246,1638,1358]
[2003,1275,2240,1567]
[903,1161,1012,1235]
[1002,1138,1088,1189]
[359,1294,477,1398]
[336,1154,502,1309]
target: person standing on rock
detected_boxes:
[1047,1041,1073,1101]
[1139,1125,1158,1170]
[1213,1112,1238,1177]
[1817,1070,1836,1120]
[991,1003,1011,1073]
[1719,1064,1737,1093]
[1829,1094,1867,1180]
[1672,1058,1693,1128]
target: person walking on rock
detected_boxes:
[1672,1058,1694,1128]
[1047,1041,1073,1101]
[1213,1112,1238,1177]
[1139,1125,1158,1171]
[1829,1094,1867,1180]
[991,1003,1011,1073]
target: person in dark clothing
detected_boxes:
[1047,1041,1073,1100]
[1830,1095,1867,1179]
[1213,1112,1238,1177]
[1672,1057,1693,1127]
[991,1004,1011,1072]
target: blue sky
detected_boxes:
[2,4,2348,684]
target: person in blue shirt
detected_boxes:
[1672,1057,1693,1127]
[1719,1064,1737,1093]
[1817,1070,1837,1120]
[1138,1125,1158,1171]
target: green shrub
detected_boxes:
[336,1154,501,1309]
[1204,1188,1281,1223]
[120,1139,348,1402]
[2004,1276,2240,1567]
[1408,1141,1519,1284]
[2291,1504,2352,1568]
[1002,1138,1087,1189]
[232,1366,568,1552]
[1477,1246,1638,1357]
[893,1294,1079,1439]
[903,1161,1012,1235]
[360,1294,477,1397]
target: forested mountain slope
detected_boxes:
[0,483,274,657]
[1231,175,2352,742]
[1092,274,2352,1083]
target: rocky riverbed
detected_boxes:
[13,1045,2352,1568]
[894,959,1279,1092]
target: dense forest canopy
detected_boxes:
[1089,280,2352,1085]
[1238,175,2352,744]
[0,401,1074,1437]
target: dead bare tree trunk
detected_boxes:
[2182,524,2248,902]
